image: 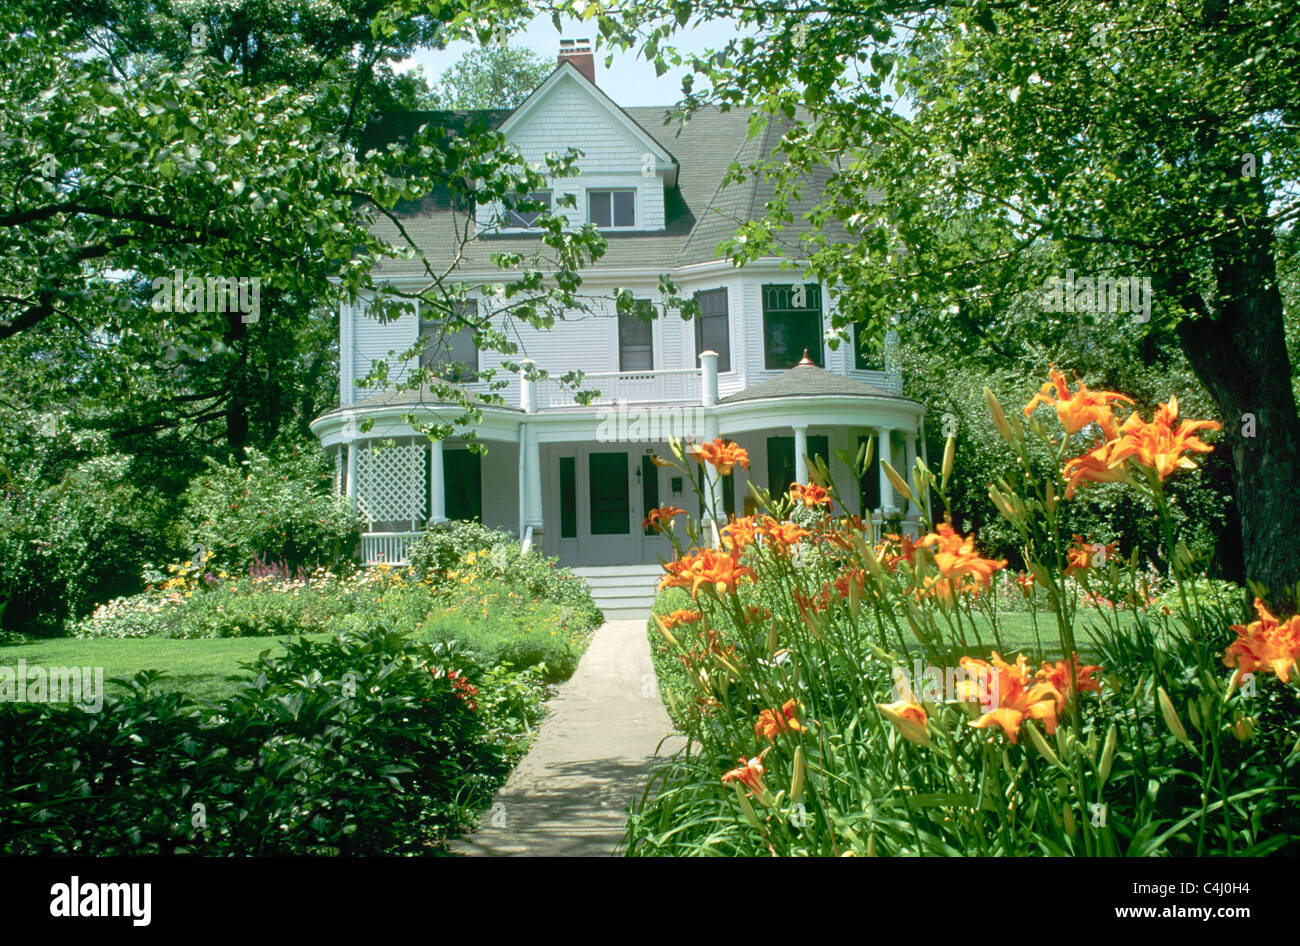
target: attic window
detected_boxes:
[589,189,635,228]
[503,190,551,229]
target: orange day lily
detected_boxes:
[642,505,686,533]
[1024,366,1133,437]
[789,482,832,509]
[1062,437,1135,499]
[688,438,750,476]
[658,547,756,599]
[755,699,808,741]
[877,700,931,747]
[1114,396,1220,481]
[957,652,1063,744]
[1223,598,1300,684]
[720,515,758,552]
[917,523,1007,602]
[1036,654,1103,709]
[721,747,770,798]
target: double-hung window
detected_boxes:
[762,283,823,369]
[420,300,478,382]
[589,189,636,228]
[618,304,654,371]
[694,288,731,373]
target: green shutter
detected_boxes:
[559,456,577,538]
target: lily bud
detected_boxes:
[790,745,806,803]
[1158,687,1192,746]
[985,387,1015,444]
[941,435,956,490]
[1098,723,1118,787]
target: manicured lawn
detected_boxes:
[0,634,320,705]
[944,611,1125,661]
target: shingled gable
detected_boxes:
[496,60,679,186]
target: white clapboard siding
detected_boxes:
[353,301,417,396]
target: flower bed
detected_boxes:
[626,370,1299,856]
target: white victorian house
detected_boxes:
[311,40,928,575]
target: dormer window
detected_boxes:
[589,189,635,228]
[503,191,551,229]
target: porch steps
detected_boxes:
[571,564,664,621]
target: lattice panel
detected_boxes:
[356,440,427,525]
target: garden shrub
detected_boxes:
[408,520,602,628]
[181,445,361,574]
[0,624,547,854]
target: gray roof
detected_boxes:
[315,384,521,420]
[360,102,850,276]
[719,363,912,404]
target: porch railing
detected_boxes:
[360,531,422,565]
[536,369,702,409]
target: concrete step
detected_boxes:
[570,565,663,620]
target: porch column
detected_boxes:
[428,438,447,524]
[904,429,917,515]
[793,425,809,487]
[523,425,543,537]
[876,426,895,514]
[345,440,358,513]
[918,415,932,521]
[700,413,723,541]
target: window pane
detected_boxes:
[589,190,611,227]
[419,300,477,381]
[505,190,550,228]
[619,310,653,371]
[853,319,882,370]
[762,284,823,369]
[589,452,629,534]
[766,437,796,497]
[694,289,730,372]
[613,190,635,227]
[559,457,577,538]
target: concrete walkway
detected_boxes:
[450,618,684,856]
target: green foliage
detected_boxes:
[181,446,361,573]
[0,625,547,854]
[408,521,603,628]
[428,45,554,110]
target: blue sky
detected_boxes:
[401,13,747,107]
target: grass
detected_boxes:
[937,610,1130,663]
[0,634,322,705]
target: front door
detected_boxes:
[583,449,637,564]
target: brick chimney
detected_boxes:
[557,38,596,84]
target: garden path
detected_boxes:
[450,618,684,856]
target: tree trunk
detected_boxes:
[1175,223,1300,613]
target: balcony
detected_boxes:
[535,368,702,409]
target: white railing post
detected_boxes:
[520,359,537,414]
[700,350,719,408]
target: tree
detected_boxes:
[586,0,1300,606]
[429,45,554,110]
